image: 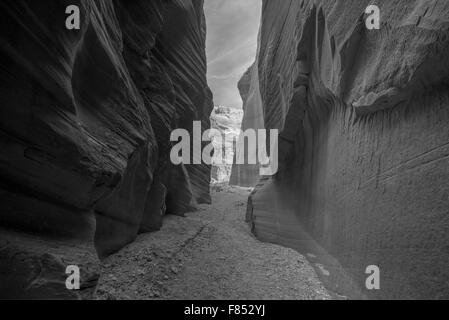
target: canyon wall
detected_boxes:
[246,0,449,299]
[0,0,212,299]
[229,62,265,187]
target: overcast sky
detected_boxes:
[204,0,261,109]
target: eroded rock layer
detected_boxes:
[210,106,243,183]
[247,0,449,299]
[0,0,212,299]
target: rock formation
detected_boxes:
[210,106,243,183]
[229,62,265,187]
[244,0,449,299]
[0,0,212,299]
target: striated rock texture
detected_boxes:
[229,62,265,187]
[0,0,212,299]
[210,106,243,183]
[246,0,449,299]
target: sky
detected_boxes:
[204,0,262,109]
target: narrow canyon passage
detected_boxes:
[2,0,448,301]
[96,186,329,300]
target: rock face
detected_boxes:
[229,63,265,187]
[210,106,243,183]
[0,0,212,299]
[246,0,449,299]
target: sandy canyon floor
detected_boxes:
[96,185,330,300]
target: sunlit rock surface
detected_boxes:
[0,0,212,299]
[210,106,243,183]
[246,0,449,299]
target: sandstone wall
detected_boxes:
[0,0,212,299]
[247,0,449,299]
[230,62,265,187]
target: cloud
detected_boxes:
[204,0,261,109]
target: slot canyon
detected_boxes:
[0,0,448,300]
